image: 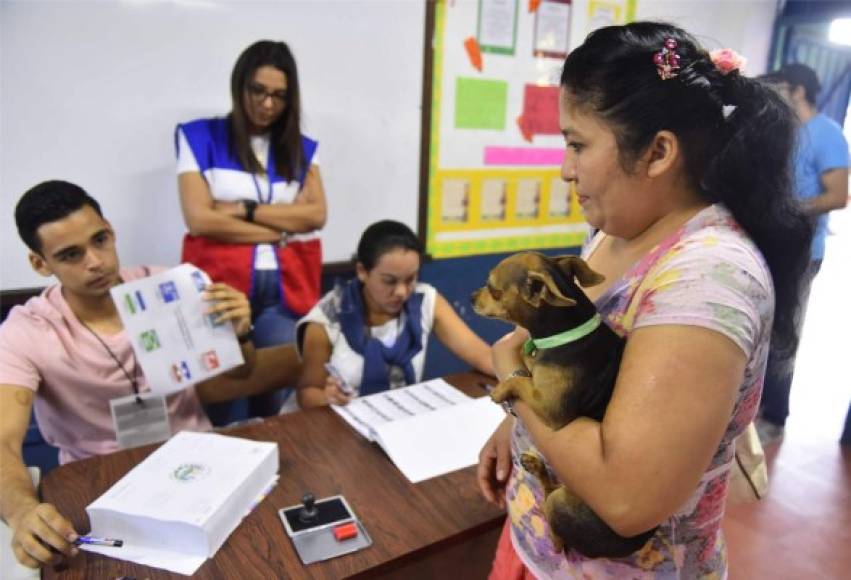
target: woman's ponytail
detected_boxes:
[702,75,813,360]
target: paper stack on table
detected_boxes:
[110,263,244,395]
[332,379,506,483]
[80,431,278,575]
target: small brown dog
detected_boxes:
[472,251,656,558]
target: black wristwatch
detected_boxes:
[237,326,255,344]
[243,200,258,223]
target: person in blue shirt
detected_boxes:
[758,64,849,444]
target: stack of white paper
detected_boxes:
[332,380,506,483]
[81,431,278,575]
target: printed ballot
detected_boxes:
[80,431,278,575]
[332,380,506,483]
[110,264,243,395]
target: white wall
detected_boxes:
[1,0,425,290]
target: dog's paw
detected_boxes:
[490,382,513,403]
[520,453,547,476]
[550,529,565,553]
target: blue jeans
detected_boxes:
[204,269,297,426]
[760,260,821,427]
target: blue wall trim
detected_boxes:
[418,248,581,378]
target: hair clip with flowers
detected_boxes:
[709,48,747,76]
[653,38,681,80]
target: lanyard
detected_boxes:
[251,173,273,204]
[79,319,143,404]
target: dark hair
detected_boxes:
[15,180,104,253]
[229,40,303,181]
[760,63,821,106]
[356,220,422,271]
[561,21,813,361]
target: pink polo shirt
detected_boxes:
[0,266,212,464]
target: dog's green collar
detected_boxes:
[523,314,602,356]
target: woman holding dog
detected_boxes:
[478,22,812,579]
[295,220,494,408]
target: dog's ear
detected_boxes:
[521,271,577,308]
[551,255,605,288]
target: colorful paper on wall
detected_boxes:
[519,84,561,136]
[517,116,534,142]
[463,37,484,71]
[480,179,507,220]
[477,0,519,55]
[587,0,636,31]
[455,77,508,130]
[484,146,564,166]
[548,178,572,216]
[533,0,571,58]
[516,179,541,218]
[441,179,470,222]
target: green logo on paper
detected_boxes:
[139,329,160,352]
[171,463,210,482]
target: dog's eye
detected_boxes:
[488,285,502,300]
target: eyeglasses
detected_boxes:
[246,82,287,106]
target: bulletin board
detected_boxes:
[425,0,635,259]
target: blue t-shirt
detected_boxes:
[793,114,849,260]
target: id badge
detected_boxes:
[109,393,172,449]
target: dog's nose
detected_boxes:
[470,290,480,304]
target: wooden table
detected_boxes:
[42,373,506,579]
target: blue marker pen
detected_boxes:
[324,363,353,396]
[74,536,124,547]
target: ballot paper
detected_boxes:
[332,380,506,483]
[81,431,278,575]
[110,264,244,395]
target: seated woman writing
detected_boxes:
[295,220,494,407]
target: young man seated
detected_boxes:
[0,180,299,569]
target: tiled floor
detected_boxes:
[723,204,851,579]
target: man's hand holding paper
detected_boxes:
[202,282,252,339]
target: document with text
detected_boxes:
[332,380,507,483]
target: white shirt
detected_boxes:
[296,283,438,394]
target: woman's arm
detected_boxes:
[432,293,495,376]
[252,165,328,233]
[178,172,282,243]
[295,322,351,408]
[513,324,745,537]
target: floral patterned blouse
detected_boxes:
[507,204,774,578]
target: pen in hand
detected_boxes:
[325,363,354,396]
[74,535,124,547]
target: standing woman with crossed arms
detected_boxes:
[176,40,326,421]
